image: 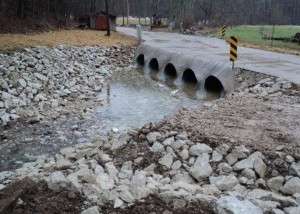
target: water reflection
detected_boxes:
[93,67,201,134]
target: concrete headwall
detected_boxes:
[136,44,235,96]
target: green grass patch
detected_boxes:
[221,25,300,52]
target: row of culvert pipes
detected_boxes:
[136,44,235,97]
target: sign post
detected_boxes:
[137,25,142,45]
[229,36,238,69]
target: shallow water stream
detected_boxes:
[0,67,204,171]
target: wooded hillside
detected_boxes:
[0,0,299,32]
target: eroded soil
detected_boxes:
[101,195,215,214]
[0,178,84,214]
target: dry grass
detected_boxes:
[0,30,137,51]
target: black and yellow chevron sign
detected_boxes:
[221,25,226,37]
[229,36,238,62]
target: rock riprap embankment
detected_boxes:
[0,45,134,125]
[1,127,300,214]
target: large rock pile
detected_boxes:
[1,49,300,213]
[1,127,300,214]
[0,45,134,125]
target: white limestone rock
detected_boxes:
[216,196,263,214]
[189,144,212,156]
[47,171,72,192]
[151,142,165,153]
[284,206,300,214]
[233,152,264,171]
[210,174,239,191]
[159,153,174,168]
[81,206,100,214]
[281,177,300,195]
[162,137,175,146]
[146,132,162,143]
[190,153,212,181]
[96,172,115,190]
[267,176,284,192]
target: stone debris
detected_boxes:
[281,177,300,195]
[190,153,213,180]
[0,45,134,125]
[216,196,263,214]
[189,143,212,156]
[209,174,239,191]
[81,206,100,214]
[7,129,295,213]
[1,119,300,213]
[1,50,300,214]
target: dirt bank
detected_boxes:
[135,70,300,155]
[0,178,84,214]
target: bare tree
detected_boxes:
[104,0,110,36]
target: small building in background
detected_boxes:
[90,11,116,31]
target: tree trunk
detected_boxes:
[17,0,25,18]
[0,0,3,13]
[122,0,125,25]
[105,0,110,36]
[126,0,129,25]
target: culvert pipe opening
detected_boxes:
[204,76,224,96]
[164,63,177,79]
[136,54,145,66]
[182,69,198,85]
[149,58,159,71]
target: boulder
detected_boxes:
[0,184,5,190]
[212,150,223,162]
[216,144,230,155]
[171,140,186,150]
[218,162,233,174]
[131,171,149,200]
[146,132,162,143]
[247,189,298,207]
[151,142,165,153]
[117,185,135,203]
[81,206,100,214]
[284,206,300,214]
[159,153,174,168]
[233,152,264,171]
[162,137,175,146]
[118,161,133,180]
[290,162,300,177]
[251,199,280,212]
[190,153,212,181]
[0,171,15,183]
[210,174,239,191]
[281,177,300,195]
[47,171,72,192]
[241,168,256,180]
[179,149,189,160]
[172,160,182,170]
[271,209,285,214]
[96,172,115,190]
[267,176,284,192]
[189,144,212,156]
[254,158,267,178]
[216,196,263,214]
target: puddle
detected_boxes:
[85,67,200,134]
[0,67,206,171]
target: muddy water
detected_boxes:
[0,67,203,171]
[88,67,201,134]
